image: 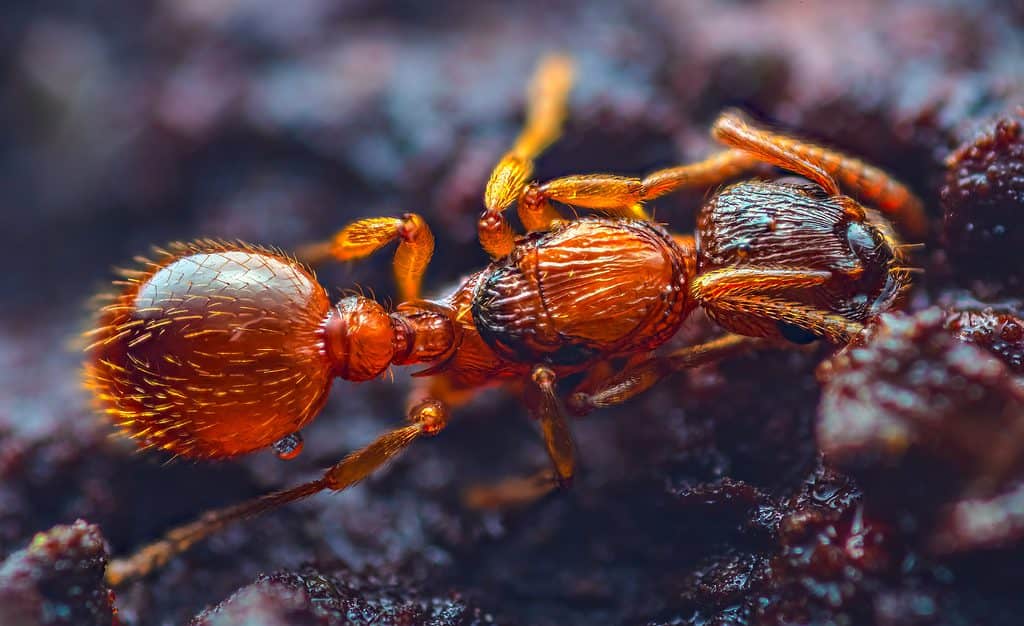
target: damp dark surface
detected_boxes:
[2,1,1024,624]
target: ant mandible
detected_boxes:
[84,55,924,585]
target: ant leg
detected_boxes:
[692,267,864,343]
[567,334,766,415]
[481,54,574,257]
[296,213,434,302]
[711,109,926,237]
[404,370,518,420]
[462,365,576,510]
[411,374,556,511]
[518,149,761,230]
[485,55,574,213]
[528,365,577,485]
[569,358,622,397]
[462,469,560,510]
[105,399,448,586]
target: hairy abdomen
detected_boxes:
[84,242,334,458]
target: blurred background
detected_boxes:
[2,1,1024,625]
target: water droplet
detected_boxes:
[272,432,304,460]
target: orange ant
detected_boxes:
[84,55,925,585]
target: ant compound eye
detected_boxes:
[846,222,894,270]
[777,320,819,345]
[84,242,335,459]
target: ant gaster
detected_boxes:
[84,55,924,585]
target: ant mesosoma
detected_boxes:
[84,55,924,585]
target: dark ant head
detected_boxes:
[843,207,911,317]
[84,241,335,459]
[697,181,910,343]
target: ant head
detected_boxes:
[843,205,910,315]
[84,242,335,459]
[698,181,911,342]
[323,296,396,382]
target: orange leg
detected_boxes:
[528,365,577,485]
[711,109,926,238]
[692,267,864,343]
[105,399,449,586]
[517,149,761,231]
[407,372,485,413]
[567,358,621,397]
[462,365,576,510]
[567,334,766,414]
[462,469,559,510]
[480,54,574,257]
[297,213,434,302]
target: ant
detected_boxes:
[84,55,925,586]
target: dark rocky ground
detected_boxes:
[2,1,1024,624]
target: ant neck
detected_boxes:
[323,296,458,381]
[390,301,460,368]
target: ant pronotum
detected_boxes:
[84,55,925,585]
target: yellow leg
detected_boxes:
[691,267,833,299]
[105,399,449,586]
[297,213,434,302]
[711,109,926,238]
[567,334,767,414]
[692,267,863,343]
[517,149,761,230]
[461,365,576,510]
[462,469,559,510]
[528,365,576,485]
[480,54,575,257]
